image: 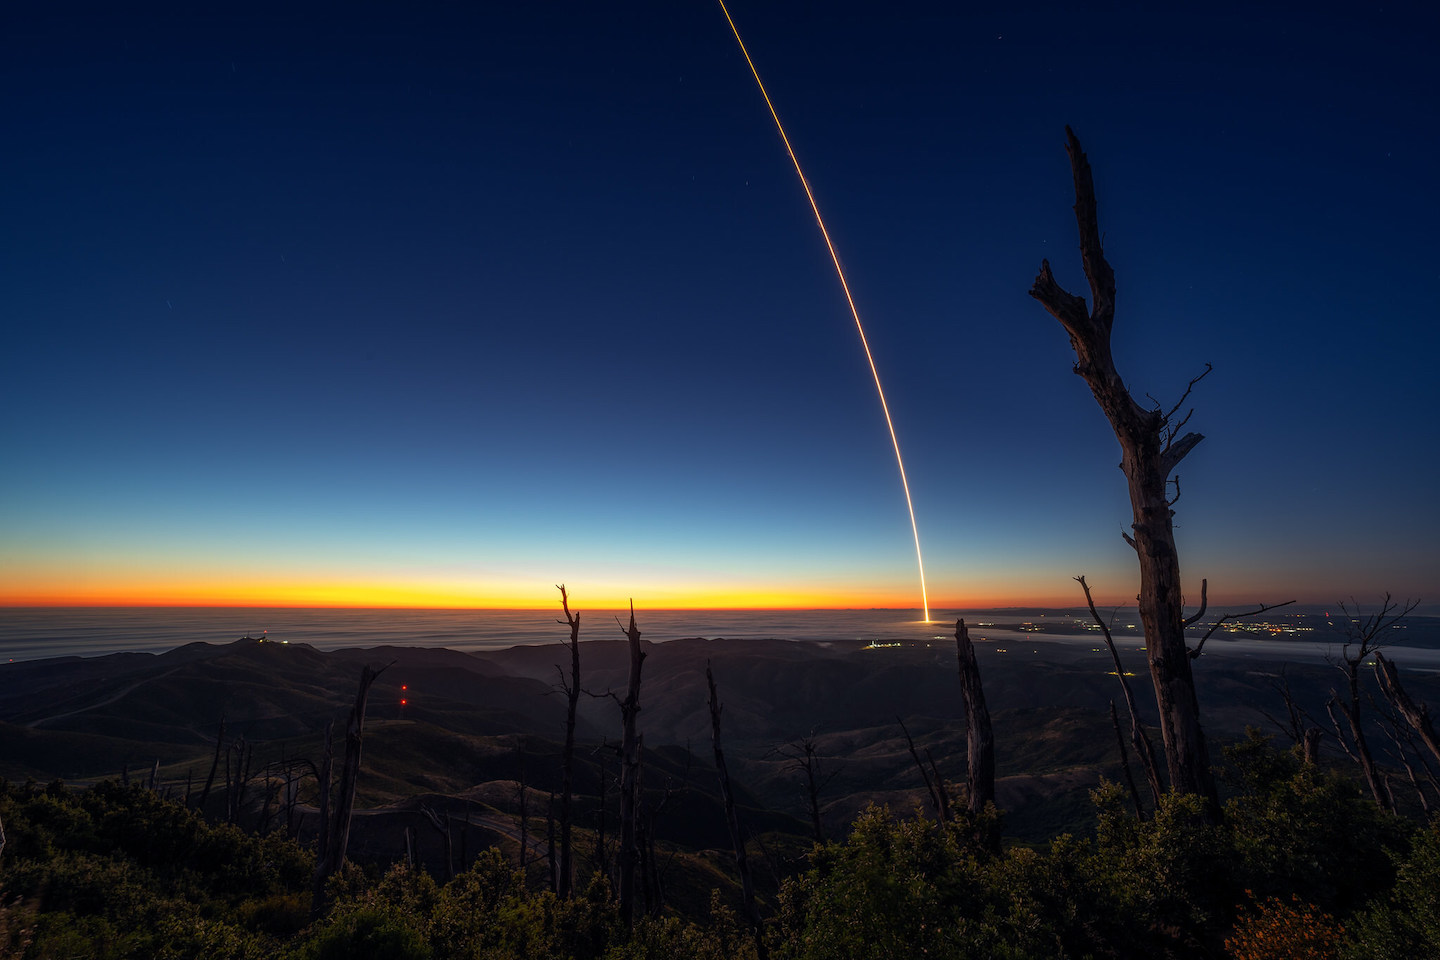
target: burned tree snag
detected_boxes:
[311,662,387,919]
[1326,597,1414,813]
[556,584,582,898]
[1030,128,1218,810]
[1376,651,1440,766]
[796,737,830,843]
[1077,577,1163,808]
[314,721,333,881]
[617,601,645,927]
[898,716,947,821]
[954,619,995,820]
[197,716,225,811]
[546,792,557,894]
[708,664,766,959]
[1109,701,1146,817]
[421,803,455,882]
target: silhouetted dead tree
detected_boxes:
[197,716,226,811]
[708,664,766,960]
[639,745,691,912]
[1108,701,1145,817]
[516,739,530,876]
[634,734,662,916]
[1259,671,1324,764]
[311,661,388,919]
[592,741,614,885]
[1187,590,1296,661]
[1077,578,1163,809]
[1376,648,1440,766]
[954,619,995,828]
[1376,705,1433,814]
[555,584,582,898]
[420,802,455,882]
[1031,127,1218,810]
[616,602,645,927]
[1327,596,1413,813]
[227,738,253,825]
[898,717,947,821]
[545,792,557,894]
[769,734,837,843]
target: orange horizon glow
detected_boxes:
[0,578,1111,607]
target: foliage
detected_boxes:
[1338,816,1440,959]
[1222,730,1407,915]
[0,735,1434,960]
[1225,894,1343,960]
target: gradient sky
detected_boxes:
[2,2,1436,611]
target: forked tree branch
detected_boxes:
[1189,598,1297,659]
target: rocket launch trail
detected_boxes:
[715,0,932,621]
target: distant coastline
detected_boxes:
[3,605,1437,666]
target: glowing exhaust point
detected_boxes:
[716,0,931,622]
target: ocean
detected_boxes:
[0,606,970,662]
[3,606,1437,668]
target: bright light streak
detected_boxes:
[715,0,931,621]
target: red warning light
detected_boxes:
[401,684,408,691]
[400,699,408,706]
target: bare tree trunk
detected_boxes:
[421,804,455,882]
[556,584,582,899]
[708,664,767,960]
[800,738,826,843]
[1375,652,1440,766]
[1030,128,1218,812]
[260,763,274,834]
[311,721,334,915]
[1334,682,1391,812]
[461,799,471,872]
[516,739,529,876]
[954,619,995,825]
[198,717,225,812]
[546,792,557,894]
[1077,577,1164,808]
[898,717,946,821]
[229,740,253,826]
[617,602,645,927]
[635,734,655,916]
[1109,701,1146,818]
[595,750,610,885]
[311,663,386,919]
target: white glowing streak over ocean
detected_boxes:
[716,0,931,621]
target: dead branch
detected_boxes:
[1189,598,1297,660]
[1375,651,1440,766]
[311,660,390,919]
[1109,700,1145,817]
[1183,579,1209,628]
[708,664,766,958]
[954,619,995,831]
[616,601,645,927]
[897,716,943,819]
[1077,577,1163,806]
[555,584,582,899]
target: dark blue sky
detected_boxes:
[3,1,1436,610]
